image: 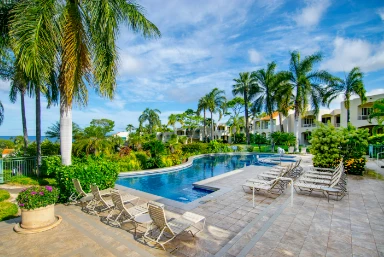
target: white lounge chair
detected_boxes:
[288,146,294,154]
[144,201,205,251]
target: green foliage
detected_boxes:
[115,154,143,172]
[232,133,246,144]
[310,123,345,168]
[269,132,296,146]
[53,157,120,202]
[0,189,10,202]
[26,139,60,156]
[181,143,208,155]
[247,146,254,152]
[340,124,369,160]
[344,158,366,175]
[16,186,59,210]
[207,140,231,153]
[142,140,165,158]
[368,134,384,145]
[0,202,18,221]
[0,139,15,153]
[40,156,62,177]
[6,176,57,186]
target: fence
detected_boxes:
[0,157,39,183]
[369,145,384,159]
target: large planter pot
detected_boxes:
[20,204,56,229]
[14,204,62,234]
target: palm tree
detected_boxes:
[10,1,160,165]
[0,100,3,126]
[288,51,336,151]
[197,95,210,141]
[139,108,161,134]
[325,67,366,123]
[226,115,245,143]
[252,62,290,150]
[233,72,257,145]
[167,114,178,134]
[206,88,226,141]
[46,121,82,140]
[369,98,384,135]
[276,87,293,132]
[126,124,135,134]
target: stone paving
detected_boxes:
[0,155,384,257]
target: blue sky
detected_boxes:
[1,0,384,135]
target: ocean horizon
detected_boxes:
[0,136,58,142]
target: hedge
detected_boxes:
[0,189,10,202]
[0,202,18,221]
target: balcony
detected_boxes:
[301,123,316,128]
[335,123,340,127]
[358,115,369,120]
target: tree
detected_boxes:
[0,100,3,126]
[288,51,336,151]
[9,1,161,166]
[226,115,244,143]
[46,121,82,140]
[206,88,226,141]
[252,62,290,151]
[276,86,293,132]
[325,67,366,123]
[233,72,257,145]
[197,95,210,142]
[182,109,202,143]
[226,97,245,117]
[369,98,384,135]
[167,114,184,135]
[126,124,135,134]
[139,108,161,134]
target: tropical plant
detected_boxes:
[369,98,384,135]
[46,121,82,140]
[276,85,293,132]
[252,62,290,151]
[197,95,210,142]
[206,88,226,141]
[233,72,257,145]
[16,185,59,210]
[0,100,3,126]
[9,1,160,166]
[125,124,135,134]
[139,108,161,134]
[325,67,366,123]
[226,115,245,143]
[182,109,202,143]
[252,133,268,151]
[288,51,336,151]
[226,97,245,117]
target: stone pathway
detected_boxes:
[0,156,383,257]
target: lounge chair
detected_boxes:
[69,178,111,204]
[88,184,139,215]
[242,178,284,195]
[144,201,205,251]
[288,146,294,154]
[106,190,148,227]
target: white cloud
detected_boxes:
[248,49,262,64]
[378,8,384,21]
[321,37,384,72]
[0,80,10,92]
[294,0,330,27]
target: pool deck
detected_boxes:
[1,154,384,257]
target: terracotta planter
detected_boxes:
[20,204,56,229]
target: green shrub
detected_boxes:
[207,140,231,153]
[368,134,384,145]
[181,143,208,155]
[0,202,18,221]
[40,155,62,177]
[247,146,254,152]
[26,139,60,156]
[53,157,120,202]
[142,140,165,158]
[0,189,10,201]
[6,176,57,186]
[269,132,296,146]
[116,154,143,172]
[344,158,367,175]
[16,186,59,210]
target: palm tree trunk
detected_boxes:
[347,108,350,123]
[173,124,176,135]
[244,92,249,145]
[35,85,41,176]
[210,111,213,141]
[294,114,300,152]
[60,95,72,166]
[20,90,28,155]
[203,109,206,142]
[278,112,284,132]
[270,114,274,152]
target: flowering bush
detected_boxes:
[344,158,367,175]
[16,186,59,210]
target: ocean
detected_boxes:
[0,136,58,142]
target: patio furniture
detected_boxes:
[322,187,345,202]
[106,189,147,227]
[69,178,111,204]
[134,213,153,237]
[144,201,205,251]
[288,146,294,154]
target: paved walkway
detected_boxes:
[1,156,384,257]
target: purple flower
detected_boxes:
[39,192,44,196]
[31,191,37,195]
[21,188,26,192]
[19,203,24,207]
[45,186,52,192]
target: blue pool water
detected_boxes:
[116,154,280,203]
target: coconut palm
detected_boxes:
[233,72,257,145]
[139,108,161,134]
[206,88,226,141]
[0,100,3,126]
[10,1,160,165]
[325,67,366,123]
[369,98,384,135]
[276,86,293,132]
[226,115,245,143]
[46,121,82,140]
[167,114,179,135]
[252,62,291,150]
[126,124,135,134]
[197,95,210,141]
[288,51,336,151]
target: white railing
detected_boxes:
[358,115,369,120]
[335,123,340,127]
[301,123,316,128]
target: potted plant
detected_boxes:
[16,186,61,232]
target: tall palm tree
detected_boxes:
[46,121,82,140]
[126,124,135,134]
[252,62,290,151]
[206,88,226,141]
[0,100,3,126]
[197,95,210,141]
[276,86,293,132]
[288,51,335,151]
[233,72,257,145]
[139,108,161,134]
[10,1,160,166]
[226,114,244,143]
[167,114,178,134]
[325,67,366,123]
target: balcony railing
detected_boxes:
[301,123,317,128]
[335,123,340,127]
[358,115,369,120]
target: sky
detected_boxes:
[0,0,384,136]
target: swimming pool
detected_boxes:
[116,154,282,203]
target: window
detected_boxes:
[336,116,340,123]
[322,117,331,124]
[303,118,314,125]
[361,108,372,116]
